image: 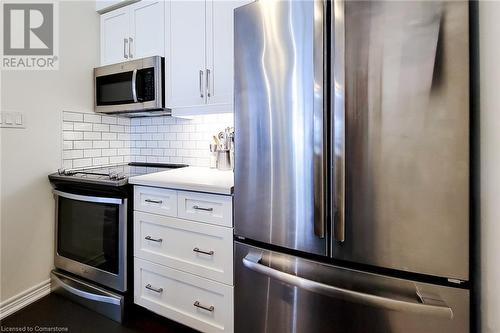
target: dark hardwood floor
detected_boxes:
[0,293,198,333]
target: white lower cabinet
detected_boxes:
[133,185,234,332]
[134,211,234,285]
[134,258,234,333]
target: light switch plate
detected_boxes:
[1,111,25,128]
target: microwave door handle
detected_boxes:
[333,0,346,242]
[313,0,326,239]
[132,69,138,103]
[242,254,453,319]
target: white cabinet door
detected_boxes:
[167,1,207,108]
[206,0,252,107]
[100,6,130,65]
[129,1,165,60]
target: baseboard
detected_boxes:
[0,279,51,320]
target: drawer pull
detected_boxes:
[145,199,163,204]
[193,205,213,212]
[145,236,163,243]
[193,247,214,256]
[193,301,214,312]
[145,284,163,293]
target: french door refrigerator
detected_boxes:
[234,1,470,333]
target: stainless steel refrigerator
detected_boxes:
[234,1,470,332]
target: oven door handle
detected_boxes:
[53,190,123,205]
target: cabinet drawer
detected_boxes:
[134,211,233,285]
[134,186,177,217]
[134,258,233,333]
[177,191,232,227]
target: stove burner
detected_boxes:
[51,163,187,187]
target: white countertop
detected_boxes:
[128,166,234,195]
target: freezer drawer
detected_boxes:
[235,242,469,333]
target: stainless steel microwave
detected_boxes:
[94,56,170,117]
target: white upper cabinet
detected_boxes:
[100,1,164,65]
[100,7,130,65]
[167,0,253,115]
[167,1,207,108]
[206,0,249,106]
[130,1,165,60]
[99,0,251,115]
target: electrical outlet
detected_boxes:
[0,111,25,128]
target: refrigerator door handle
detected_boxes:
[332,0,346,242]
[242,253,454,319]
[313,0,326,239]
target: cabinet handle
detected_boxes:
[199,70,204,98]
[145,236,163,243]
[145,284,163,293]
[129,37,133,58]
[206,69,211,98]
[193,247,214,256]
[193,301,214,312]
[124,38,128,59]
[145,199,163,204]
[193,205,213,212]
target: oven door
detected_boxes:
[94,56,164,114]
[53,190,127,292]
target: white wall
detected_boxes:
[0,1,99,302]
[479,2,500,333]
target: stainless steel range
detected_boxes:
[48,162,186,322]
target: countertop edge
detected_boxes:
[128,178,234,196]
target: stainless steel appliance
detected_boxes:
[234,1,470,332]
[48,163,186,321]
[94,56,169,117]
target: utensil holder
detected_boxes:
[216,150,232,171]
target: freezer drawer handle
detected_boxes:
[193,247,214,256]
[193,205,213,212]
[145,284,163,293]
[193,301,214,312]
[145,236,163,243]
[242,254,454,319]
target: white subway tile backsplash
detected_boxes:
[101,116,117,125]
[93,140,109,149]
[84,132,101,140]
[63,123,73,131]
[63,141,73,150]
[74,141,92,149]
[63,150,84,159]
[93,123,110,132]
[84,114,101,123]
[110,125,125,132]
[93,157,109,166]
[102,148,117,156]
[63,131,83,140]
[63,112,84,122]
[73,158,92,168]
[140,118,152,126]
[73,122,93,131]
[170,141,183,149]
[62,111,232,169]
[117,118,130,126]
[146,141,158,148]
[102,132,117,140]
[84,149,101,158]
[110,141,124,148]
[110,156,124,164]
